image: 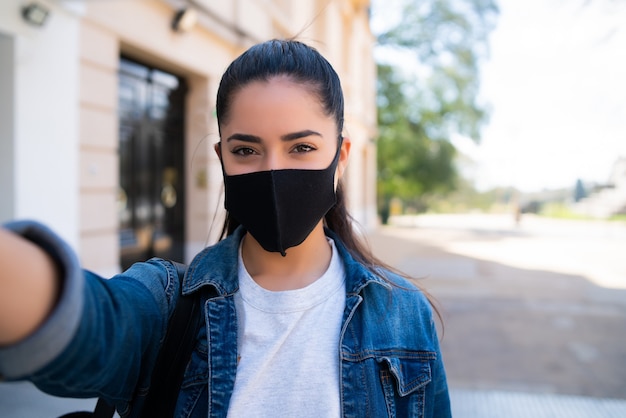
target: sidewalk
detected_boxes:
[2,380,626,417]
[450,389,626,417]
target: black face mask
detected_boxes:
[223,139,342,256]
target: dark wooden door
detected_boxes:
[118,57,187,270]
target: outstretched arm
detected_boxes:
[0,227,60,345]
[0,221,175,407]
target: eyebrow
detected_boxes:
[226,129,322,143]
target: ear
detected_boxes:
[336,136,351,180]
[214,142,222,161]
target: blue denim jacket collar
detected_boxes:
[182,226,391,297]
[182,228,242,297]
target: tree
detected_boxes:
[574,179,587,202]
[374,0,498,221]
[377,64,458,221]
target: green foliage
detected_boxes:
[539,202,592,220]
[609,214,626,223]
[377,63,458,216]
[375,0,498,221]
[426,178,502,213]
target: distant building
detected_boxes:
[572,157,626,218]
[0,0,377,274]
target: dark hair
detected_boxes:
[216,39,343,136]
[216,39,441,323]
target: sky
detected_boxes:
[372,0,626,192]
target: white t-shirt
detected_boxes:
[227,239,346,418]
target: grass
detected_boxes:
[608,214,626,223]
[539,202,626,223]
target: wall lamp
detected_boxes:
[171,8,198,33]
[22,2,50,27]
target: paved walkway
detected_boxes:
[2,382,626,417]
[450,389,626,417]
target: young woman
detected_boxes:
[0,40,451,417]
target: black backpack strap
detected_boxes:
[91,398,116,418]
[60,401,113,418]
[62,261,201,418]
[139,261,202,418]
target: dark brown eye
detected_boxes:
[232,147,256,156]
[292,144,315,153]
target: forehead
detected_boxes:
[231,76,319,109]
[222,77,333,133]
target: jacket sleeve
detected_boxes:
[0,220,179,406]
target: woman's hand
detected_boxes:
[0,228,59,346]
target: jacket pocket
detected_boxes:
[378,355,433,418]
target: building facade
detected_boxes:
[0,0,377,275]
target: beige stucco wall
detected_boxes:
[78,21,120,274]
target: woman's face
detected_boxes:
[217,76,350,177]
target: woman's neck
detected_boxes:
[241,223,332,291]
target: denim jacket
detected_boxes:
[0,220,451,418]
